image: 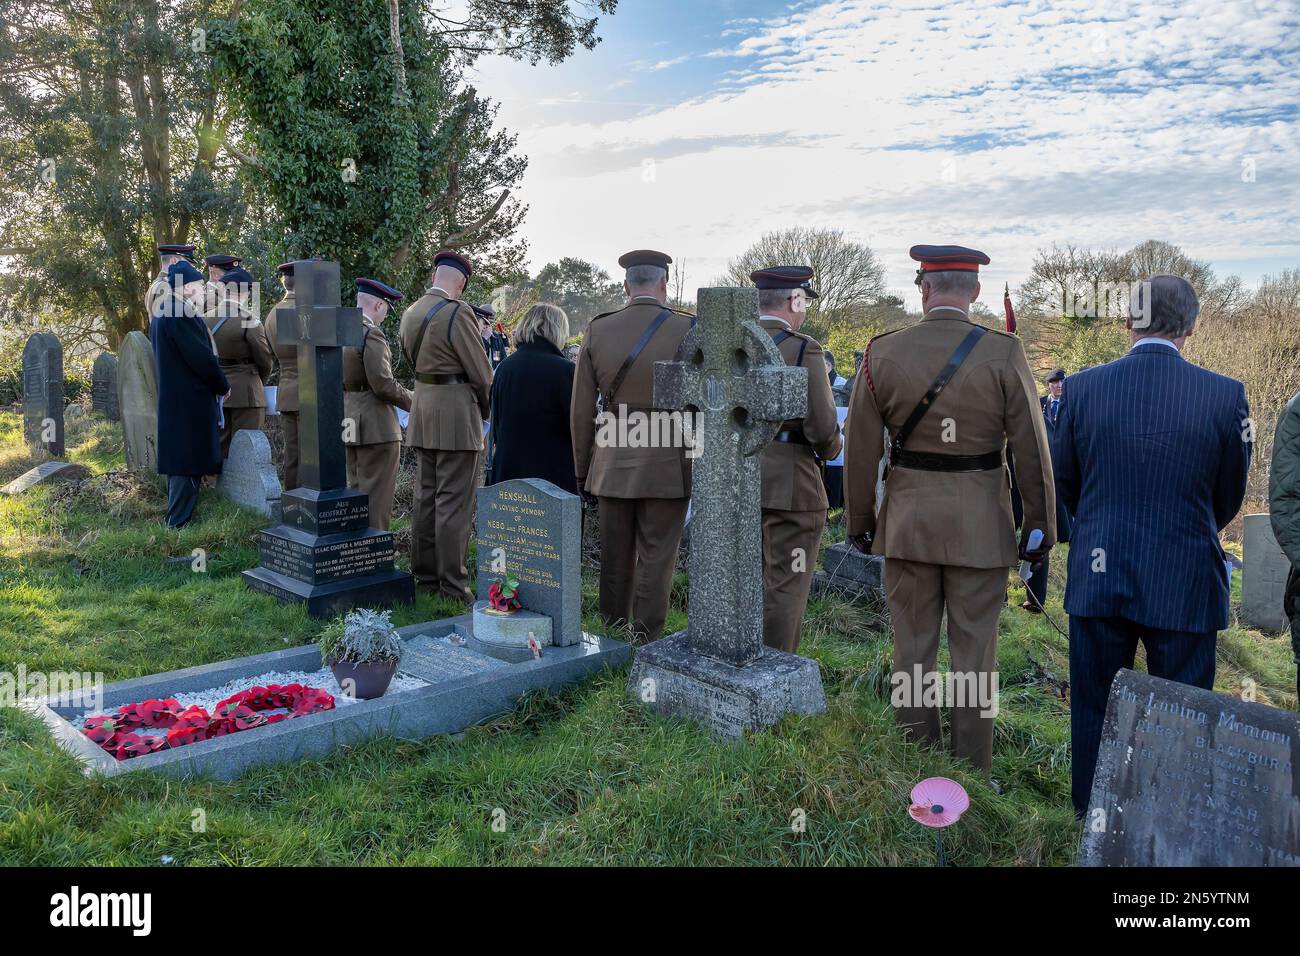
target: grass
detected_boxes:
[0,410,1294,866]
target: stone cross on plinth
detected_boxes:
[277,259,365,492]
[627,288,827,737]
[655,287,806,666]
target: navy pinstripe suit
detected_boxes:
[1053,340,1251,814]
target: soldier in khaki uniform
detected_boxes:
[203,267,275,460]
[399,250,493,600]
[845,245,1054,773]
[263,262,301,490]
[571,249,695,643]
[752,266,843,653]
[147,243,198,316]
[344,278,413,531]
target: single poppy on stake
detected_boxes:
[908,777,969,866]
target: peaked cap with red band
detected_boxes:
[910,244,990,286]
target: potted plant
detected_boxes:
[320,608,404,700]
[485,573,522,614]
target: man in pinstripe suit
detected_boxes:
[1053,274,1252,816]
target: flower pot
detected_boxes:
[328,658,398,700]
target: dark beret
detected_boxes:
[433,249,473,279]
[218,267,254,286]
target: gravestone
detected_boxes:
[243,260,414,616]
[2,461,89,495]
[475,478,581,645]
[216,429,282,521]
[814,426,887,601]
[627,287,827,737]
[118,331,158,472]
[91,352,120,421]
[1079,669,1299,866]
[22,332,64,457]
[1241,514,1291,633]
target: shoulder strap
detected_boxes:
[404,299,455,373]
[770,329,809,367]
[603,308,673,408]
[890,325,987,458]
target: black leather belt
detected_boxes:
[343,383,370,392]
[893,448,1003,472]
[415,372,468,385]
[218,359,252,370]
[773,429,810,446]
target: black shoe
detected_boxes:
[1019,600,1043,614]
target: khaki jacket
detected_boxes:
[398,288,492,451]
[263,293,299,413]
[571,297,695,499]
[845,308,1055,568]
[343,319,413,446]
[203,299,274,408]
[758,317,843,511]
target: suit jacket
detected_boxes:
[263,293,298,413]
[343,319,412,446]
[489,337,577,494]
[1054,341,1251,632]
[845,308,1054,568]
[150,294,229,476]
[570,296,695,499]
[399,288,493,451]
[757,317,842,511]
[204,298,274,408]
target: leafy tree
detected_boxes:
[525,257,623,335]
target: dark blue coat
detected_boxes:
[487,337,577,494]
[1053,341,1251,632]
[150,295,229,477]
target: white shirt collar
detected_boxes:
[1132,336,1181,352]
[760,314,792,329]
[430,285,454,299]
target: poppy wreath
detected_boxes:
[81,684,335,761]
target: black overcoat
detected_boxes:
[487,337,577,494]
[150,294,229,477]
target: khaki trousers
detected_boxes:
[347,442,401,530]
[280,411,300,491]
[598,495,688,642]
[220,406,266,460]
[761,508,827,653]
[412,448,478,601]
[884,557,1007,773]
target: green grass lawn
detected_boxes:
[0,410,1293,865]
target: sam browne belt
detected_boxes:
[892,448,1004,472]
[414,372,468,385]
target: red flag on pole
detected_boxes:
[1003,282,1017,334]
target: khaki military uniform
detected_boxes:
[399,287,493,600]
[343,318,413,530]
[146,270,169,317]
[263,293,300,490]
[203,297,275,460]
[758,317,842,653]
[571,296,695,642]
[845,306,1055,772]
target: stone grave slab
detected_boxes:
[2,461,90,496]
[475,478,581,645]
[1079,669,1300,867]
[17,613,629,781]
[216,429,282,521]
[812,541,884,601]
[23,331,64,457]
[627,287,826,736]
[92,351,120,421]
[118,331,159,472]
[1241,513,1292,633]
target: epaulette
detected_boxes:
[589,306,626,323]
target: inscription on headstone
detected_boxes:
[1242,514,1292,633]
[215,429,282,520]
[118,331,158,472]
[475,478,581,646]
[1079,669,1300,867]
[22,332,64,457]
[91,352,120,421]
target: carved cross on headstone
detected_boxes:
[654,287,807,666]
[276,259,365,491]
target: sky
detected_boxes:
[469,0,1300,306]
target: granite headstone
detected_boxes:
[1079,669,1300,867]
[118,331,158,472]
[2,461,89,495]
[22,332,64,457]
[1242,514,1292,633]
[91,352,120,421]
[475,478,581,645]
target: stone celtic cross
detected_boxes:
[276,259,365,491]
[654,287,807,666]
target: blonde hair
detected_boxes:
[515,302,569,352]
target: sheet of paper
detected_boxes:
[826,407,850,466]
[395,407,410,429]
[264,385,279,416]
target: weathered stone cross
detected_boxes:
[654,287,807,667]
[276,259,365,491]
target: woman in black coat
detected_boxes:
[149,260,229,527]
[487,303,576,494]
